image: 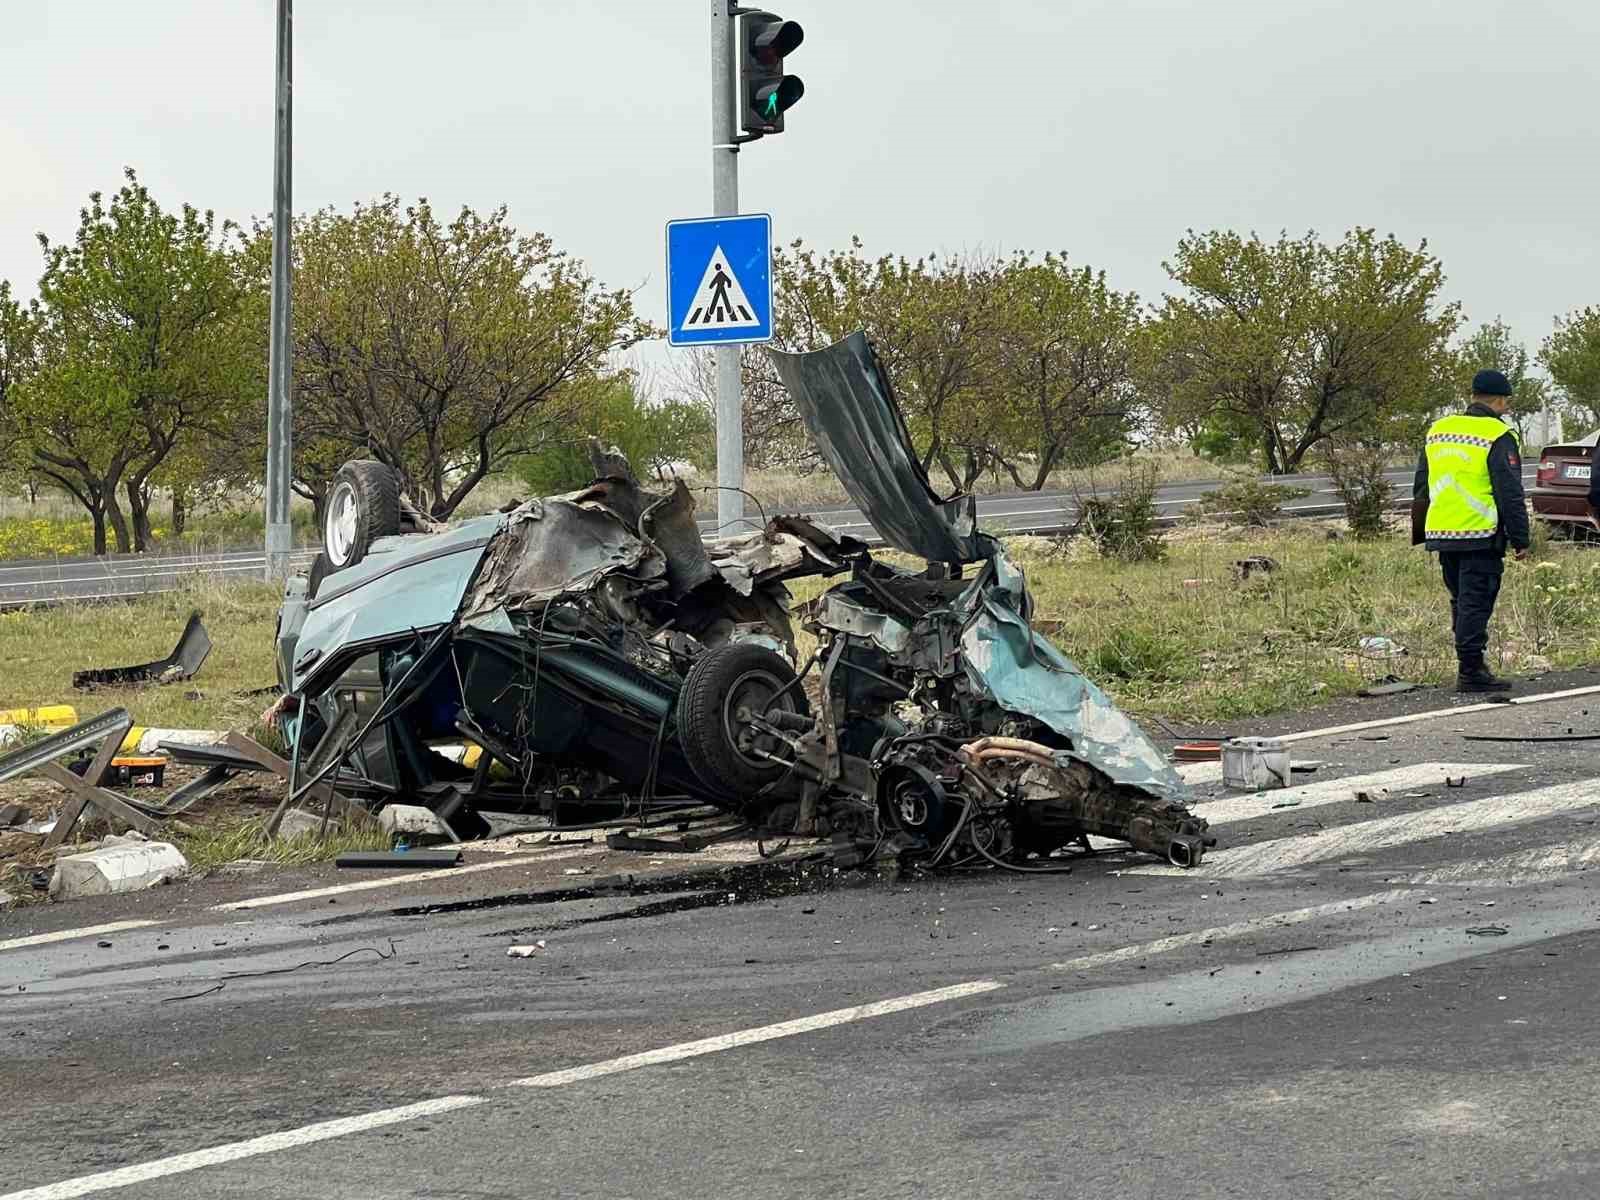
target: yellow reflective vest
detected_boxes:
[1424,413,1518,541]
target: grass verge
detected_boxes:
[175,816,392,872]
[4,523,1598,735]
[1,578,283,731]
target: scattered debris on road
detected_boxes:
[335,850,463,870]
[1222,737,1289,790]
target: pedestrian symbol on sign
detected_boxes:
[682,246,760,330]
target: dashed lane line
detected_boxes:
[0,1096,488,1200]
[0,982,1005,1199]
[0,920,158,954]
[208,848,594,911]
[508,980,1006,1088]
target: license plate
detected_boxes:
[1565,464,1591,480]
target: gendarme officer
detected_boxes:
[1411,369,1529,692]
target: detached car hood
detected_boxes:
[768,332,985,564]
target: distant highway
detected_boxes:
[0,465,1534,608]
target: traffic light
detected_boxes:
[739,11,804,135]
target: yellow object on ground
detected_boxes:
[0,705,79,728]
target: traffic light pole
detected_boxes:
[710,1,744,534]
[264,0,294,580]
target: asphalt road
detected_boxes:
[0,466,1458,608]
[6,682,1600,1198]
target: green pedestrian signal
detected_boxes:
[739,11,804,136]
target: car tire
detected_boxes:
[323,460,401,572]
[678,643,807,803]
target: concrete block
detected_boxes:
[48,841,187,900]
[378,804,450,839]
[276,808,327,841]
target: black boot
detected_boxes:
[1457,660,1512,693]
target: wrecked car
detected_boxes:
[272,331,1212,868]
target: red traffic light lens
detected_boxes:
[753,18,803,65]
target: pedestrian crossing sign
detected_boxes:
[666,213,773,346]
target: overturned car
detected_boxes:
[273,332,1212,869]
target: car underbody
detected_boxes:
[272,332,1213,870]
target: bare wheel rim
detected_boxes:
[721,668,789,770]
[325,483,359,564]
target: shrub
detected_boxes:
[1192,471,1313,528]
[1076,460,1165,562]
[1321,442,1395,539]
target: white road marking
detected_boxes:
[1177,761,1223,784]
[0,920,158,954]
[2,980,1006,1195]
[1402,834,1600,886]
[1163,684,1600,778]
[1272,683,1600,745]
[1130,779,1600,878]
[1189,763,1521,825]
[208,849,593,912]
[1049,889,1415,972]
[0,1095,486,1200]
[508,979,1007,1088]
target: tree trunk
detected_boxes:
[171,487,187,537]
[1029,443,1064,491]
[959,449,984,491]
[126,481,154,551]
[90,506,108,557]
[1260,427,1285,475]
[306,482,329,528]
[105,490,132,554]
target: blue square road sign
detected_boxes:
[666,213,773,347]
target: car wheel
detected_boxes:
[678,644,807,802]
[323,460,401,572]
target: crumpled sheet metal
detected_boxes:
[956,552,1186,801]
[462,496,665,618]
[464,490,866,622]
[814,591,912,655]
[768,332,984,564]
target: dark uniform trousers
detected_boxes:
[1440,548,1504,665]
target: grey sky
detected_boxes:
[4,0,1596,381]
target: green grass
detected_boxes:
[175,816,391,872]
[1,579,283,731]
[1002,523,1600,722]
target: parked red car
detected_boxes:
[1532,431,1600,533]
